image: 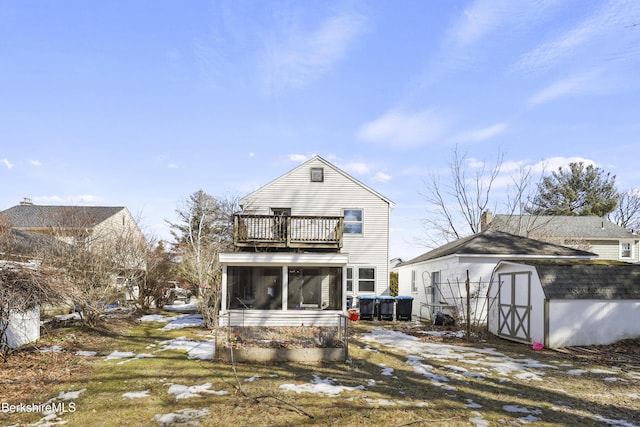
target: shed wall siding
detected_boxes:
[242,158,391,294]
[548,300,640,347]
[487,263,546,345]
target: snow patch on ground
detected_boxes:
[117,353,155,365]
[75,350,97,356]
[139,314,176,323]
[49,388,87,402]
[280,375,365,396]
[160,313,204,330]
[154,407,210,427]
[166,383,228,399]
[38,345,63,353]
[123,390,150,399]
[157,337,214,360]
[105,350,136,360]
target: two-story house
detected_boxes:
[485,212,640,263]
[218,156,394,326]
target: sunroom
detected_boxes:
[218,252,349,327]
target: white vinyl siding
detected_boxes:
[240,157,392,295]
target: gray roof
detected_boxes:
[1,229,65,258]
[500,260,640,300]
[490,215,637,240]
[401,230,596,266]
[0,204,125,230]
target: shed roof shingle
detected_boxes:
[498,259,640,300]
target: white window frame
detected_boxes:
[411,270,417,294]
[620,241,633,259]
[343,209,363,235]
[357,266,376,293]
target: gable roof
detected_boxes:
[0,204,126,230]
[240,155,395,208]
[490,214,637,240]
[496,259,640,300]
[401,230,596,266]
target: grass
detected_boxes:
[2,312,640,426]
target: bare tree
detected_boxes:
[0,223,66,359]
[42,210,147,327]
[168,191,238,328]
[421,147,503,245]
[137,239,180,310]
[610,189,640,231]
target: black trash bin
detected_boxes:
[396,296,413,321]
[377,296,395,321]
[359,296,376,320]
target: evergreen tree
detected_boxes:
[527,162,618,217]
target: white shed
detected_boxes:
[488,260,640,348]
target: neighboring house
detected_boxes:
[488,259,640,348]
[0,200,147,299]
[486,212,640,263]
[396,230,596,323]
[218,156,394,326]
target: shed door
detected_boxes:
[497,272,531,342]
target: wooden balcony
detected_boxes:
[234,214,343,250]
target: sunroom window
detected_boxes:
[287,267,342,310]
[227,267,282,310]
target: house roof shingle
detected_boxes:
[490,215,637,240]
[0,205,125,230]
[401,230,596,266]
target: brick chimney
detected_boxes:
[480,210,492,232]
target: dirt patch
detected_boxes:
[0,315,137,405]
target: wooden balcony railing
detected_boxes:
[234,214,343,250]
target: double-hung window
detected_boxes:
[358,267,375,293]
[343,209,363,234]
[621,242,633,259]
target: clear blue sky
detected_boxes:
[2,1,640,260]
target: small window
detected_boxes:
[358,267,375,293]
[310,167,324,182]
[411,270,417,293]
[621,242,632,258]
[346,267,353,292]
[343,209,363,234]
